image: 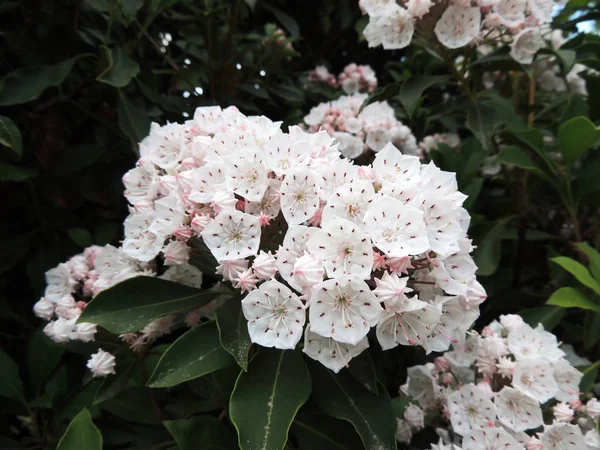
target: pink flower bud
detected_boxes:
[434,357,450,373]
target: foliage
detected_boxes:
[1,0,600,449]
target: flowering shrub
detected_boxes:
[397,314,600,450]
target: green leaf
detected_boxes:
[78,276,229,333]
[579,361,600,393]
[164,416,237,450]
[557,116,600,164]
[496,146,551,181]
[56,408,102,450]
[466,99,498,150]
[148,321,234,388]
[215,294,252,372]
[359,83,400,112]
[261,4,299,37]
[308,360,397,450]
[474,216,516,276]
[101,388,160,424]
[347,350,378,395]
[0,349,25,404]
[584,311,600,350]
[575,243,600,282]
[0,162,37,182]
[0,232,35,275]
[0,58,75,106]
[550,257,600,295]
[462,177,483,211]
[519,306,566,331]
[93,360,136,405]
[391,397,414,419]
[97,46,140,88]
[27,330,64,396]
[547,287,600,313]
[397,75,450,117]
[0,116,22,159]
[118,90,150,151]
[67,228,94,248]
[292,413,363,450]
[230,349,311,450]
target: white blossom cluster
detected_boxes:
[360,0,555,64]
[32,244,204,376]
[303,93,419,158]
[397,314,600,450]
[419,133,461,157]
[114,105,486,372]
[308,63,378,94]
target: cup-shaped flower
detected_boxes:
[201,208,261,261]
[302,329,369,373]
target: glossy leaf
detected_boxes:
[519,306,566,331]
[584,311,600,350]
[118,91,150,150]
[164,416,237,450]
[56,408,102,450]
[0,350,25,404]
[78,276,229,333]
[551,257,600,295]
[347,349,378,395]
[262,4,299,37]
[0,116,22,159]
[557,116,600,164]
[97,46,140,87]
[308,360,397,450]
[0,162,37,182]
[466,99,498,150]
[0,58,75,106]
[230,349,311,450]
[67,228,94,248]
[397,75,450,117]
[575,243,600,282]
[27,330,64,395]
[547,287,600,313]
[291,413,363,450]
[474,216,516,276]
[215,294,252,371]
[496,145,551,181]
[148,321,234,388]
[579,361,600,393]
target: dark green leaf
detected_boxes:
[261,4,300,37]
[0,58,75,106]
[94,361,136,405]
[148,321,234,388]
[551,257,600,295]
[0,350,25,404]
[230,349,311,450]
[78,276,229,333]
[579,361,600,393]
[0,232,35,274]
[347,350,378,395]
[0,162,37,182]
[496,145,551,181]
[466,99,498,150]
[27,329,64,396]
[397,75,450,117]
[118,91,150,151]
[557,116,600,164]
[292,413,363,450]
[575,243,600,282]
[308,360,397,450]
[97,46,140,87]
[164,416,237,450]
[462,177,483,211]
[359,83,400,112]
[0,116,22,159]
[0,437,24,449]
[67,228,94,248]
[584,311,600,350]
[474,216,516,276]
[519,306,566,331]
[56,408,102,450]
[101,389,161,424]
[391,397,414,419]
[547,287,600,313]
[215,294,252,372]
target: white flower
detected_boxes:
[34,298,55,320]
[309,276,382,345]
[496,356,517,378]
[122,158,159,205]
[188,161,227,204]
[538,423,587,450]
[447,383,497,435]
[585,430,600,449]
[494,0,527,28]
[306,217,373,280]
[75,323,97,342]
[377,4,414,50]
[462,427,521,450]
[528,0,553,23]
[372,143,421,185]
[510,28,545,64]
[122,212,165,262]
[420,196,463,257]
[404,403,425,429]
[87,349,116,377]
[233,268,258,294]
[264,130,309,176]
[507,323,565,362]
[163,240,190,266]
[499,314,525,333]
[44,263,76,303]
[276,225,319,292]
[552,358,582,402]
[292,254,325,289]
[251,251,278,281]
[376,300,441,351]
[216,259,249,282]
[160,264,203,288]
[316,159,358,201]
[302,329,369,373]
[141,122,185,170]
[149,195,186,236]
[553,402,574,422]
[495,387,543,432]
[321,180,375,229]
[586,398,600,420]
[365,196,429,258]
[241,280,306,350]
[279,168,321,225]
[334,132,365,159]
[201,208,261,261]
[44,317,77,343]
[224,150,269,201]
[365,128,392,152]
[406,0,433,18]
[434,6,481,49]
[407,365,440,410]
[431,252,478,296]
[372,271,415,308]
[396,418,412,443]
[512,359,559,403]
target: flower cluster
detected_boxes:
[360,0,555,63]
[308,63,378,94]
[117,105,485,372]
[419,133,461,157]
[303,93,419,158]
[398,314,600,449]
